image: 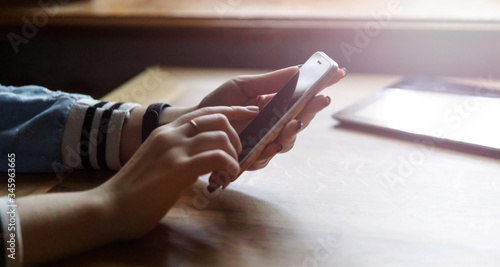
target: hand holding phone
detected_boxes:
[208,52,342,191]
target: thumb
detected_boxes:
[174,106,259,126]
[232,66,299,98]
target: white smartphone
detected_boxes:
[208,52,339,191]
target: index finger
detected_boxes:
[325,68,347,87]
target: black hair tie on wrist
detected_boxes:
[142,103,171,143]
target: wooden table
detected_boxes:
[4,67,500,266]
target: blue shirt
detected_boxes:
[0,84,89,173]
[0,84,139,266]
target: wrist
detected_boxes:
[159,106,197,125]
[119,105,197,165]
[87,187,123,243]
[119,105,146,165]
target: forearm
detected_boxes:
[119,105,196,164]
[18,189,117,266]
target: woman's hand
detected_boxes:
[200,67,347,188]
[102,106,258,240]
[18,106,257,265]
[120,66,346,192]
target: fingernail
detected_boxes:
[246,106,259,112]
[325,96,331,107]
[341,68,348,79]
[296,120,304,133]
[277,144,283,153]
[296,64,303,68]
[207,184,219,193]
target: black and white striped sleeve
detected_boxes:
[60,99,140,171]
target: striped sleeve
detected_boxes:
[61,99,140,171]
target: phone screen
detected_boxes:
[238,72,300,162]
[238,62,330,162]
